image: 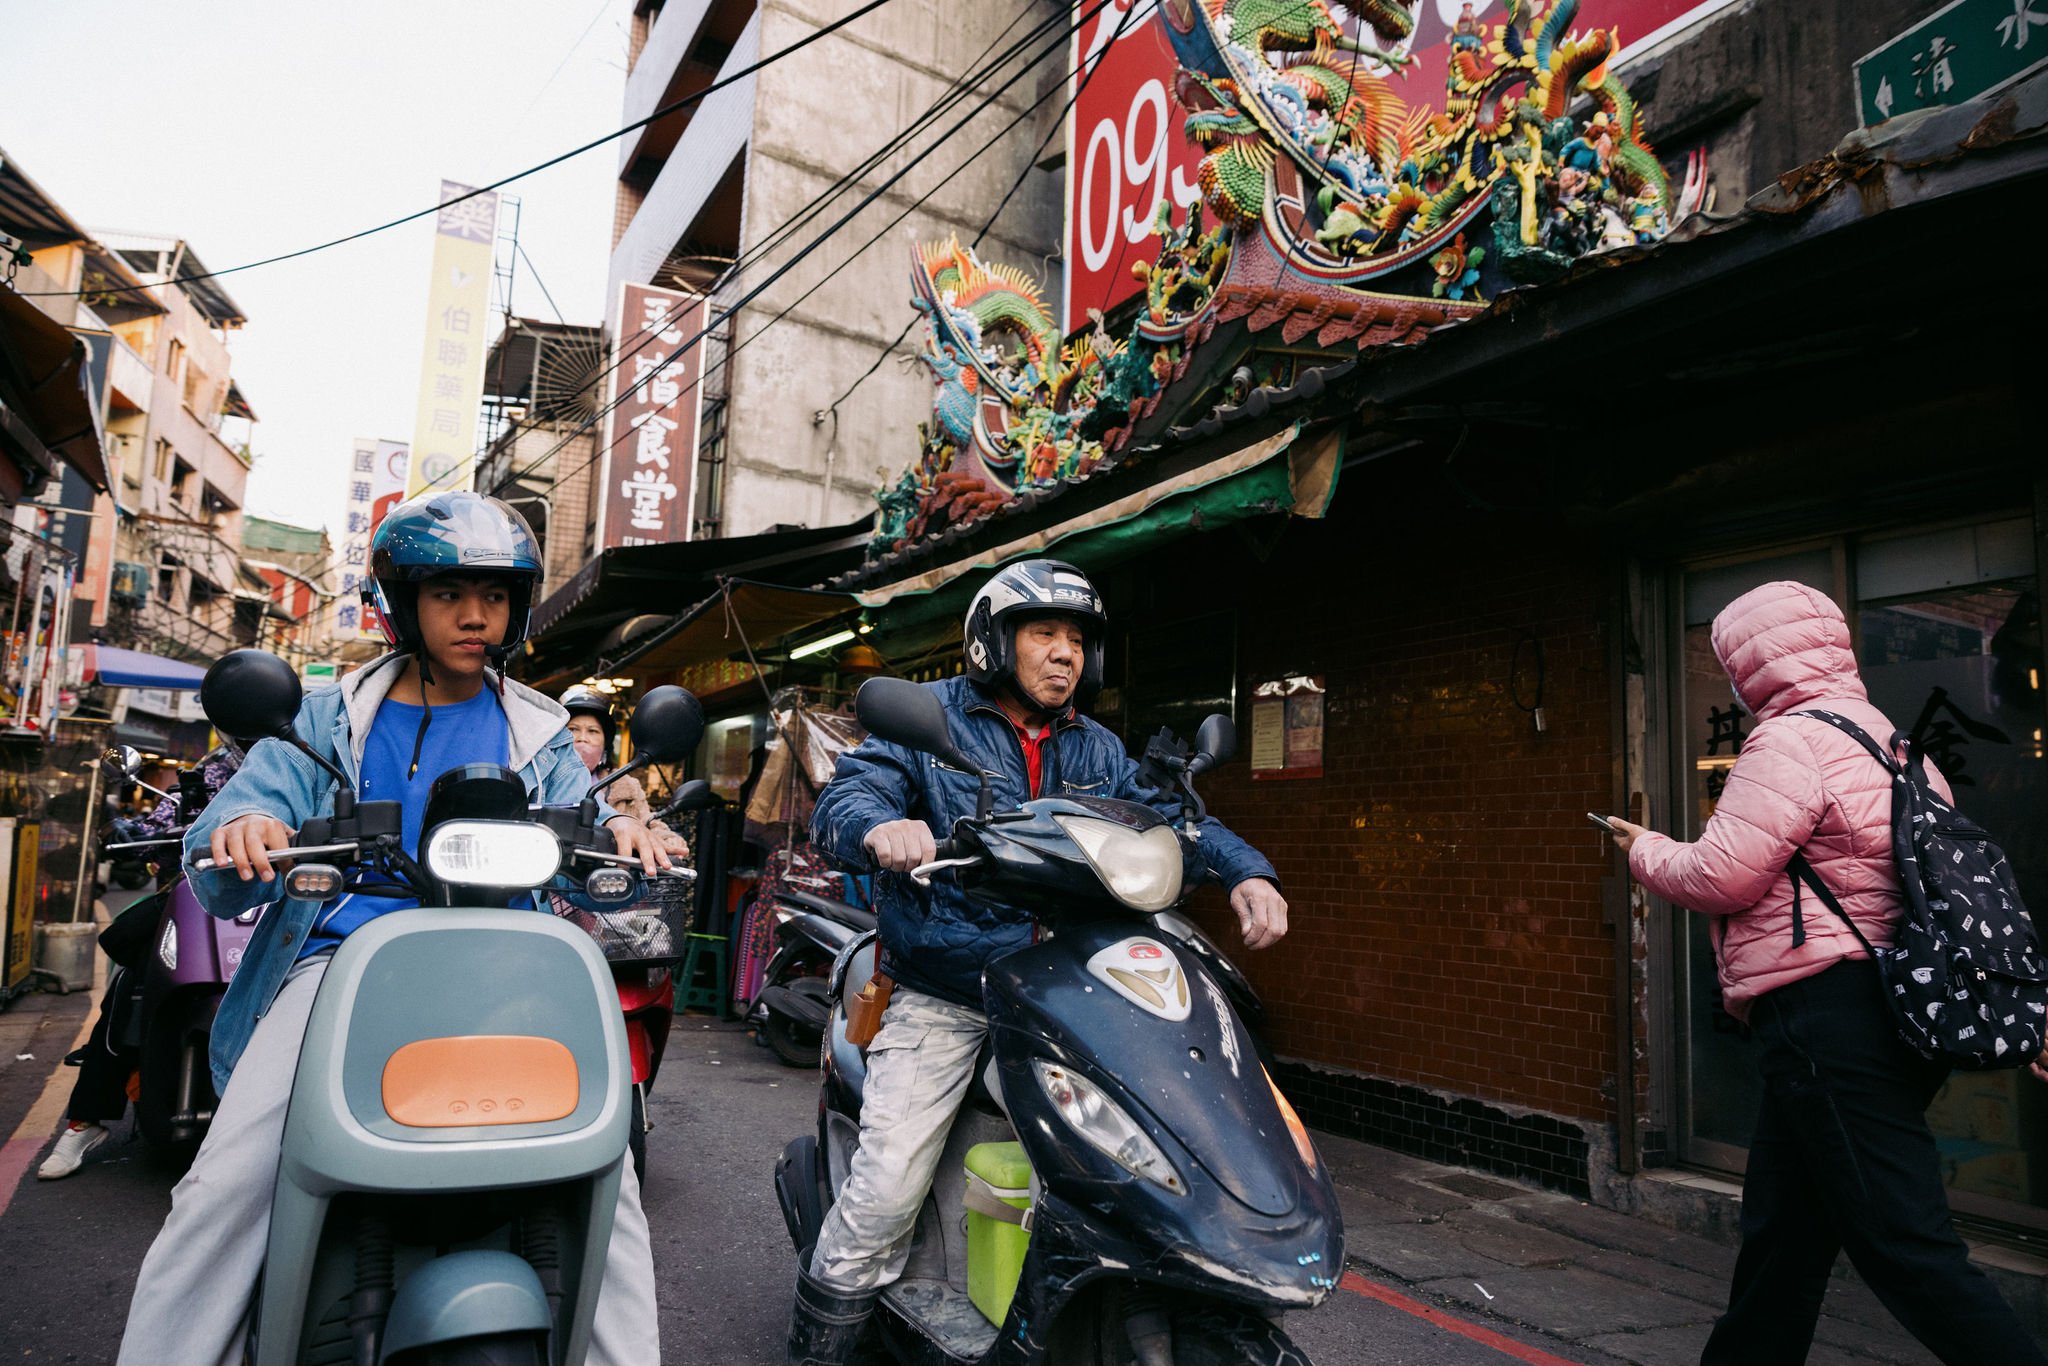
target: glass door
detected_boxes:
[1670,516,2048,1234]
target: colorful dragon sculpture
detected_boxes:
[869,0,1693,559]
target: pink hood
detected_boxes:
[1630,581,1947,1018]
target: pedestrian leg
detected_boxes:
[116,957,328,1366]
[587,1147,661,1366]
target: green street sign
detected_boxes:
[1856,0,2048,126]
[302,662,338,685]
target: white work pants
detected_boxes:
[808,988,990,1293]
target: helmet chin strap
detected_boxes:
[408,649,435,780]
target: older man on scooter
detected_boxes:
[118,492,672,1366]
[789,559,1289,1364]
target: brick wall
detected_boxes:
[1104,457,1622,1183]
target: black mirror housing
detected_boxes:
[1195,714,1236,768]
[856,677,965,765]
[669,779,716,812]
[628,686,705,764]
[202,650,304,742]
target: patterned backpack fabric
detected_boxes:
[1786,710,2048,1070]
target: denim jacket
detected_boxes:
[183,654,603,1089]
[810,676,1277,1007]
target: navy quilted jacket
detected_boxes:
[810,675,1277,1007]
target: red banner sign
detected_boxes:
[598,283,709,549]
[1063,0,1736,330]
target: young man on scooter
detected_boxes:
[789,559,1290,1364]
[119,491,673,1366]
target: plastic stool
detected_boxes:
[678,931,730,1016]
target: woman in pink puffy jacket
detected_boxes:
[1606,580,2044,1366]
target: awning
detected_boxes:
[601,580,858,677]
[87,645,209,690]
[0,283,109,492]
[529,519,872,641]
[855,424,1332,616]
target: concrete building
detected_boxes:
[602,0,1065,538]
[241,514,341,670]
[94,231,262,664]
[475,318,605,602]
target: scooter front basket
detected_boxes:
[559,875,694,966]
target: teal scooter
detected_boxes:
[196,652,702,1365]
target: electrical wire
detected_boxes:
[282,0,1071,590]
[17,0,903,301]
[460,0,1109,521]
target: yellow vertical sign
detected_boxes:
[406,181,500,497]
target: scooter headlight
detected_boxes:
[1051,816,1184,912]
[422,820,562,888]
[1032,1059,1184,1194]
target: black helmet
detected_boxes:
[559,685,616,760]
[962,559,1106,707]
[364,491,543,658]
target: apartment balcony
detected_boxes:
[107,333,151,414]
[608,6,759,311]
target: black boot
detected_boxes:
[787,1253,878,1366]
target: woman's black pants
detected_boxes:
[1701,959,2045,1365]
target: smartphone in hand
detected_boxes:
[1586,812,1618,832]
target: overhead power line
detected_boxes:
[467,0,1112,521]
[17,0,901,301]
[284,0,1073,590]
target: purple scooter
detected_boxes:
[102,751,264,1158]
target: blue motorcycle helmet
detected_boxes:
[364,491,543,662]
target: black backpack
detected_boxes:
[1785,710,2048,1070]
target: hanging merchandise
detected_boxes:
[731,691,865,1008]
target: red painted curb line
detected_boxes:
[1339,1269,1585,1366]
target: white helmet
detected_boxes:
[962,559,1107,707]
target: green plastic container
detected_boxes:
[964,1141,1034,1325]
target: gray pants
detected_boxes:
[120,955,660,1365]
[809,988,989,1293]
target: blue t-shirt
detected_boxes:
[301,686,511,957]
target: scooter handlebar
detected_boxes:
[192,840,361,873]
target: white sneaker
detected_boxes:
[37,1123,109,1180]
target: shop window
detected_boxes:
[1670,516,2048,1230]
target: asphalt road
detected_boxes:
[0,1003,1587,1365]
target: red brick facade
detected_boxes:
[1108,470,1622,1134]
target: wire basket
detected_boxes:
[552,873,695,966]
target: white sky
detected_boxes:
[2,0,627,538]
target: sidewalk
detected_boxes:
[1314,1126,2048,1365]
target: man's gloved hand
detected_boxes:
[864,819,937,873]
[1230,878,1289,950]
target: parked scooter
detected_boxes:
[98,746,263,1160]
[752,886,876,1068]
[775,677,1342,1364]
[193,651,704,1365]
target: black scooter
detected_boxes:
[753,888,877,1068]
[775,678,1342,1364]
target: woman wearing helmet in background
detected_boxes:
[561,686,689,849]
[118,492,670,1366]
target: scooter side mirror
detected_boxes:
[628,686,705,765]
[668,779,716,812]
[1187,714,1236,777]
[202,650,303,742]
[1195,714,1235,766]
[855,676,992,819]
[855,678,975,773]
[102,745,145,781]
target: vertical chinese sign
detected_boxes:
[406,181,500,498]
[596,282,708,549]
[337,437,410,640]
